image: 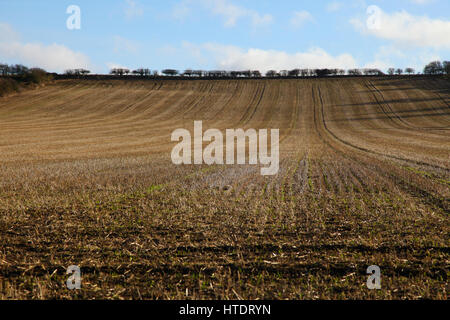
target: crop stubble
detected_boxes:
[0,77,448,299]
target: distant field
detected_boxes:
[0,77,448,299]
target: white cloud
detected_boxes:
[290,11,314,28]
[125,0,143,19]
[326,1,343,12]
[364,45,442,72]
[0,42,91,73]
[363,46,404,70]
[173,0,273,27]
[351,7,450,49]
[183,42,358,72]
[0,23,92,73]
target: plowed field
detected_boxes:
[0,77,448,299]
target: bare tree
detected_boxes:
[208,70,228,78]
[13,64,30,75]
[315,69,333,77]
[348,69,362,76]
[241,70,252,78]
[110,68,130,76]
[424,61,444,75]
[132,68,151,76]
[405,68,415,75]
[183,69,193,77]
[388,68,395,75]
[288,69,300,77]
[0,64,35,76]
[300,69,309,77]
[442,61,450,75]
[66,68,90,76]
[329,69,338,76]
[251,70,262,77]
[265,70,277,77]
[395,68,403,75]
[0,63,8,76]
[363,68,384,76]
[162,69,179,76]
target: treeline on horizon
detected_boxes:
[63,60,450,78]
[0,64,53,96]
[0,60,449,82]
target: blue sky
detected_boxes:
[0,0,449,73]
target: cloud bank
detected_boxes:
[0,23,92,73]
[183,42,358,72]
[351,7,450,49]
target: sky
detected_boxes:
[0,0,449,74]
